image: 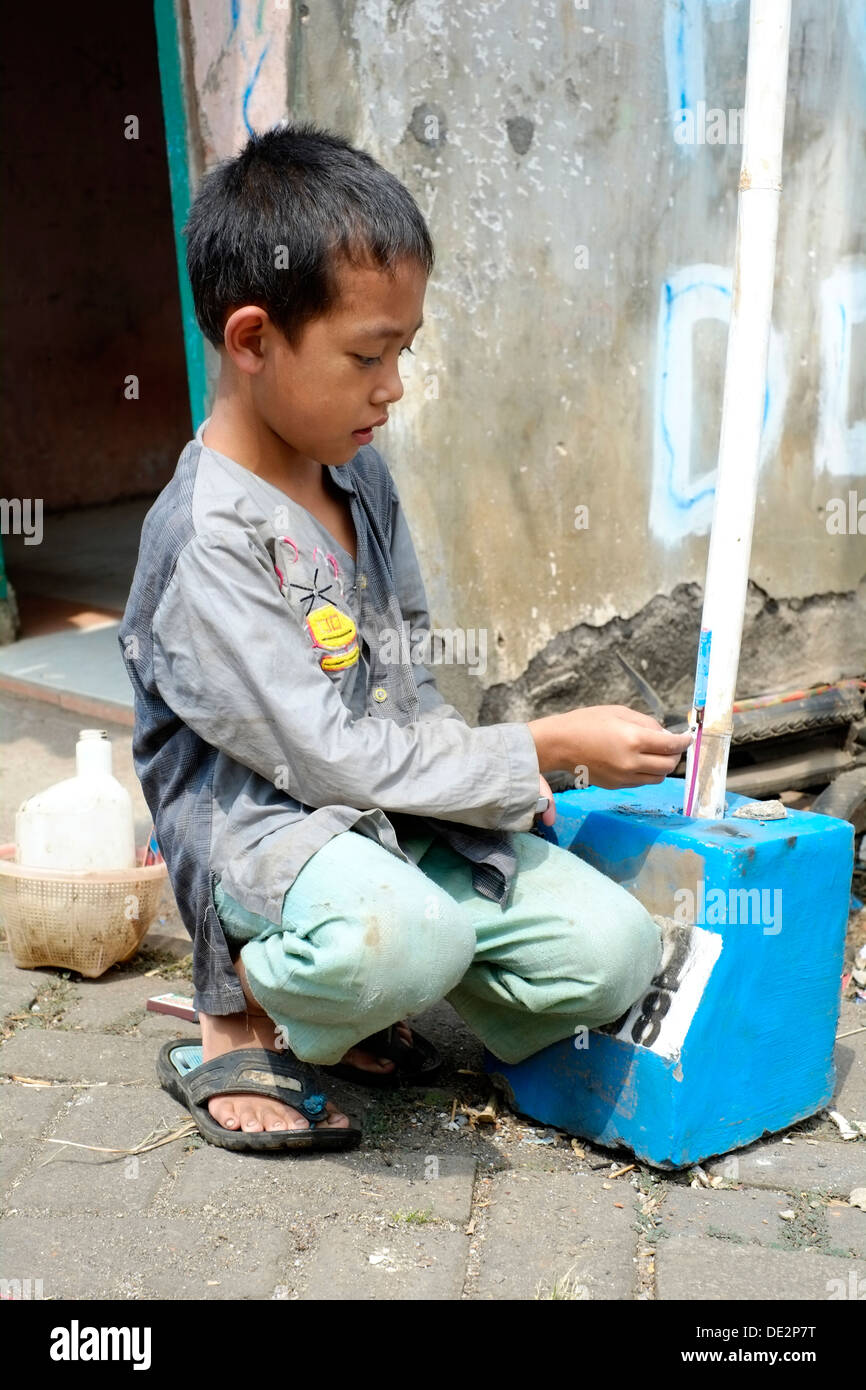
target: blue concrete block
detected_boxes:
[485,777,854,1169]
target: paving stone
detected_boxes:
[297,1222,468,1300]
[169,1146,372,1217]
[824,1204,866,1258]
[0,952,58,1021]
[57,974,180,1032]
[476,1169,638,1300]
[706,1140,866,1197]
[0,1079,73,1198]
[834,999,866,1122]
[0,1029,160,1084]
[342,1152,477,1225]
[0,1078,73,1141]
[11,1085,188,1212]
[0,1213,293,1299]
[168,1145,475,1225]
[658,1186,798,1248]
[656,1235,865,1300]
[135,1012,200,1040]
[0,1143,38,1194]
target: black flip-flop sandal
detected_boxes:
[157,1041,362,1152]
[320,1024,443,1089]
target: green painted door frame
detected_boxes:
[0,4,206,623]
[153,0,209,432]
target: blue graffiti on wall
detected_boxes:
[226,0,270,137]
[651,264,788,542]
[816,259,866,477]
[665,0,746,150]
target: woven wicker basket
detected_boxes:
[0,844,168,977]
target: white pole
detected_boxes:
[683,0,793,819]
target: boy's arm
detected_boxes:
[388,482,467,725]
[149,528,540,831]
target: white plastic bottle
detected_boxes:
[14,729,137,871]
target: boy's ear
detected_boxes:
[222,304,272,373]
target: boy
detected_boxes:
[120,122,691,1151]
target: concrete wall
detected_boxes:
[171,0,866,723]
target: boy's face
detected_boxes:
[246,254,427,468]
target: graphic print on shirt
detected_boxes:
[273,536,360,674]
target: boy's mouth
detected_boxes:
[352,415,388,440]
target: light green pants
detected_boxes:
[213,828,662,1066]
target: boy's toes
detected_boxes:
[238,1098,309,1132]
[262,1102,310,1132]
[207,1096,241,1129]
[316,1102,351,1129]
[206,1094,352,1133]
[206,1093,310,1133]
[235,1100,265,1132]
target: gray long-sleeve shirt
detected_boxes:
[119,421,541,1015]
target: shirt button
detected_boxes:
[372,686,388,702]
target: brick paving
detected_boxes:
[0,948,862,1302]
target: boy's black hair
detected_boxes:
[183,121,435,349]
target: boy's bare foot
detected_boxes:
[338,1020,414,1075]
[199,1008,352,1133]
[199,955,414,1134]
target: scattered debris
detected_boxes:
[457,1095,500,1129]
[731,799,787,820]
[40,1118,196,1163]
[849,1188,866,1212]
[8,1075,144,1089]
[570,1140,586,1158]
[533,1266,590,1300]
[473,1096,499,1126]
[778,1209,796,1221]
[827,1109,860,1141]
[609,1163,636,1179]
[690,1164,724,1189]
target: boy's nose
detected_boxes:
[375,363,405,406]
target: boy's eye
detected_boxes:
[354,347,415,368]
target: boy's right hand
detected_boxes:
[528,705,693,790]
